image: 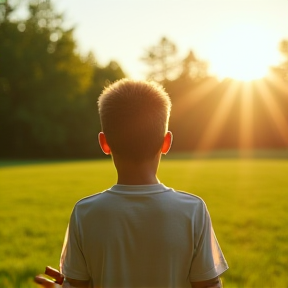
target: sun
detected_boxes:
[206,23,279,81]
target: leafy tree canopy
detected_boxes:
[0,0,125,158]
[141,37,208,83]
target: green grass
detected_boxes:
[1,158,288,287]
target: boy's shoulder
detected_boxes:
[74,190,107,207]
[174,189,205,201]
[169,188,207,206]
[73,186,207,212]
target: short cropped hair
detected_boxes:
[98,79,171,161]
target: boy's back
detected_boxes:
[61,183,227,288]
[56,79,228,288]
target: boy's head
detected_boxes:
[98,79,172,162]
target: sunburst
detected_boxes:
[170,75,288,155]
[206,23,279,81]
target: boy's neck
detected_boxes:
[113,154,161,185]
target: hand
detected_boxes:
[34,275,62,288]
[35,266,64,288]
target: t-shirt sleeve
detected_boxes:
[60,207,90,281]
[189,203,229,282]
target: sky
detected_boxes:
[15,0,288,79]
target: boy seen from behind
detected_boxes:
[37,79,228,288]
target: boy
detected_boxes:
[37,79,228,288]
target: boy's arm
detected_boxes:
[35,277,90,288]
[35,267,90,288]
[191,276,222,288]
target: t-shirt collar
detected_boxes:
[108,183,171,195]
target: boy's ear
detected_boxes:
[98,132,111,155]
[161,131,173,155]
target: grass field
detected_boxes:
[1,158,288,288]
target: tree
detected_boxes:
[75,60,126,158]
[141,37,208,83]
[180,50,208,81]
[141,37,179,82]
[0,0,126,158]
[0,1,93,157]
[276,39,288,81]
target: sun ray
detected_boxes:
[206,23,279,81]
[239,82,254,156]
[266,70,288,100]
[171,78,219,120]
[255,80,288,146]
[195,80,241,152]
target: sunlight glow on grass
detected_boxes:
[1,159,288,287]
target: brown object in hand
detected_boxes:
[34,275,56,285]
[45,266,64,284]
[34,266,64,286]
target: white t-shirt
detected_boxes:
[60,184,228,287]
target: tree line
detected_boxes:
[0,1,126,158]
[1,0,287,159]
